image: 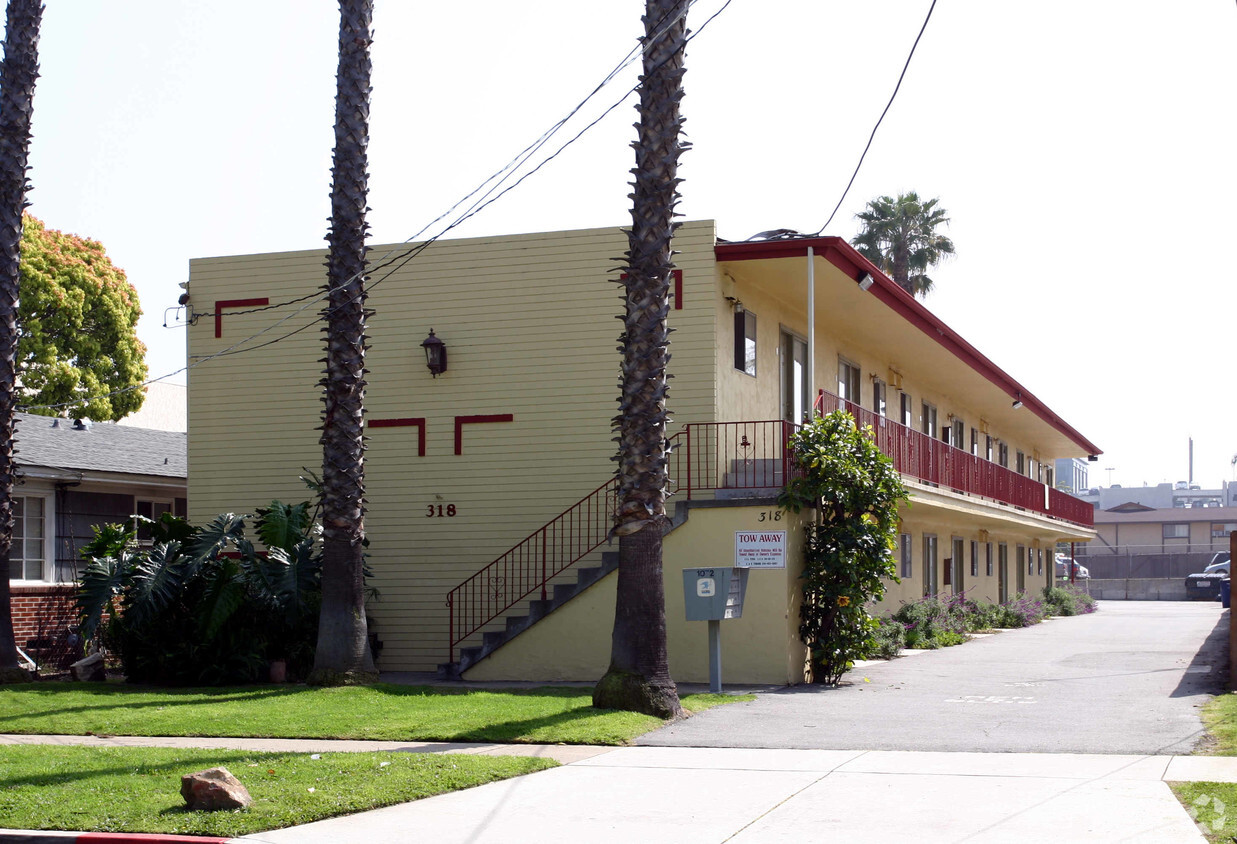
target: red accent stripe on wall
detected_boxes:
[368,417,427,456]
[619,270,683,310]
[454,414,514,455]
[214,298,270,338]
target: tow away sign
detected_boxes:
[735,531,786,569]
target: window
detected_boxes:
[873,379,887,417]
[986,543,994,576]
[1163,523,1189,539]
[970,540,979,577]
[9,495,48,581]
[838,358,861,404]
[1212,523,1237,539]
[1027,549,1034,575]
[921,402,937,437]
[1015,451,1025,474]
[952,419,964,449]
[900,533,912,578]
[1036,549,1043,575]
[986,436,994,462]
[900,392,912,427]
[998,442,1009,468]
[734,309,756,376]
[136,499,175,543]
[970,428,979,456]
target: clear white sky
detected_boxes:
[21,0,1237,489]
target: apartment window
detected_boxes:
[900,532,912,578]
[970,540,979,577]
[1212,523,1237,539]
[998,442,1009,468]
[921,402,937,438]
[986,436,994,462]
[986,543,994,576]
[1163,523,1189,539]
[136,499,175,543]
[838,358,861,404]
[900,392,912,427]
[873,379,887,417]
[734,309,757,376]
[1016,451,1025,474]
[1036,549,1043,575]
[9,495,48,581]
[1027,549,1034,575]
[1045,467,1054,488]
[951,419,964,449]
[970,428,979,457]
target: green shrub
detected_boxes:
[77,502,323,685]
[780,411,908,685]
[1041,584,1096,617]
[865,615,906,659]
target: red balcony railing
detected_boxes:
[667,420,797,499]
[813,389,1093,528]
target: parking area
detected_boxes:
[644,601,1228,755]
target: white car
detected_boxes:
[1054,554,1090,580]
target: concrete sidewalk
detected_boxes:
[5,736,1236,843]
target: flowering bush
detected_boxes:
[780,411,907,685]
[1042,585,1097,616]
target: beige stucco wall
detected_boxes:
[466,502,810,685]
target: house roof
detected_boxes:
[1093,505,1237,524]
[715,236,1103,458]
[14,413,187,479]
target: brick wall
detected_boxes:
[10,584,78,668]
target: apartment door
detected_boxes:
[952,537,965,595]
[780,331,809,423]
[1016,545,1026,594]
[923,534,938,597]
[998,544,1009,602]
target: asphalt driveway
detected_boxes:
[644,600,1228,755]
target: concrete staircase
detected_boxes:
[714,457,785,500]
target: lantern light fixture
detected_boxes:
[421,329,447,377]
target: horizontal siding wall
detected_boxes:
[188,221,720,671]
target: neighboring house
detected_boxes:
[1081,503,1237,579]
[8,413,187,666]
[1079,482,1233,511]
[185,221,1098,684]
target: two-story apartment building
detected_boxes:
[185,221,1098,684]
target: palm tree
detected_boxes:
[0,0,42,684]
[308,0,377,686]
[851,192,955,297]
[592,0,688,720]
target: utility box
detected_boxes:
[683,567,749,621]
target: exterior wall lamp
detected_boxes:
[1011,392,1023,410]
[421,329,447,377]
[857,272,875,291]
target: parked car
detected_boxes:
[1185,553,1229,600]
[1054,554,1090,580]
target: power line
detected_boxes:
[811,0,938,236]
[17,0,728,414]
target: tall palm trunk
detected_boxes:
[0,0,41,683]
[308,0,377,686]
[593,0,688,719]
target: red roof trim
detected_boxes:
[715,237,1101,457]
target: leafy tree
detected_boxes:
[593,0,689,719]
[17,214,147,421]
[851,192,955,297]
[779,411,907,685]
[309,0,377,686]
[0,0,42,684]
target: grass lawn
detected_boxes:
[0,682,750,745]
[0,744,555,836]
[1168,693,1237,843]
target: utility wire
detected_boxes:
[17,0,727,414]
[811,0,938,236]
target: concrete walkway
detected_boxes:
[2,735,1234,842]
